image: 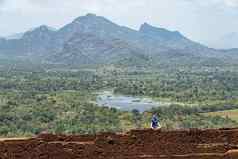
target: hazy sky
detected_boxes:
[0,0,238,46]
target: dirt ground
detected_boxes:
[0,128,238,159]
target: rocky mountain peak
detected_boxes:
[139,22,184,40]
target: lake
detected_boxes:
[96,91,161,112]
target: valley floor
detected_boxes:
[0,59,238,136]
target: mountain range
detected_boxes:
[0,13,237,66]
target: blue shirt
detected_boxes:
[151,115,159,128]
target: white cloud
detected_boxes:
[184,0,238,8]
[224,0,238,7]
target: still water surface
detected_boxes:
[96,91,161,112]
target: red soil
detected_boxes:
[1,128,238,159]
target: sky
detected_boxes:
[0,0,238,47]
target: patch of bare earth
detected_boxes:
[0,128,238,159]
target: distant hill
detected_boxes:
[6,32,24,40]
[0,13,236,66]
[52,33,150,66]
[0,25,56,57]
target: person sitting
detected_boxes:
[151,114,161,129]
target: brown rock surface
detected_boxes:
[0,128,238,159]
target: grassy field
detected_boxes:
[204,109,238,122]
